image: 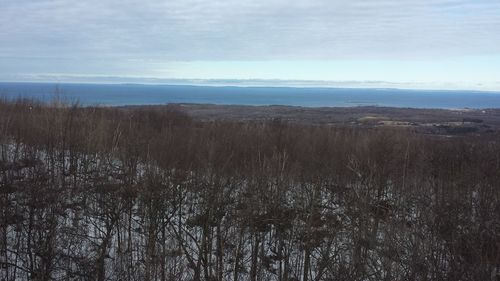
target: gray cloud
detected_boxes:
[1,0,500,60]
[1,0,500,87]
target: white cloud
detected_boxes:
[1,0,500,87]
[1,0,500,59]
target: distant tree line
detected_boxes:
[0,99,499,281]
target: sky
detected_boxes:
[1,0,500,90]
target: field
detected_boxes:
[1,99,500,281]
[129,103,500,135]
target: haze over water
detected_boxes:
[2,82,500,109]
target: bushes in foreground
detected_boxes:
[0,99,499,281]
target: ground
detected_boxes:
[122,104,500,136]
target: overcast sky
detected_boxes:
[1,0,500,90]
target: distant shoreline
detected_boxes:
[2,82,500,109]
[1,81,500,94]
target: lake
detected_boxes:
[1,82,500,109]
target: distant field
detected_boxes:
[128,103,500,136]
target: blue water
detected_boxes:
[1,82,500,109]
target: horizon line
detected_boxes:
[1,79,500,94]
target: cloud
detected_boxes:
[1,0,500,87]
[1,0,500,60]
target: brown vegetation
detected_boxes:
[1,98,500,281]
[147,103,500,136]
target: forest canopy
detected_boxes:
[1,99,499,281]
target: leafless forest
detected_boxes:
[1,99,499,281]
